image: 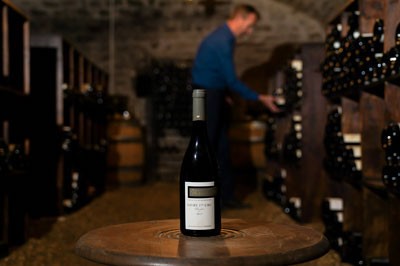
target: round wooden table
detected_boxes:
[75,219,330,265]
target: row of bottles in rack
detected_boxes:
[263,58,303,164]
[323,106,362,186]
[321,197,390,265]
[264,113,303,163]
[262,168,302,222]
[381,122,400,196]
[136,59,192,138]
[323,106,400,194]
[61,84,113,213]
[321,8,400,101]
[0,138,30,255]
[0,139,29,173]
[271,59,303,114]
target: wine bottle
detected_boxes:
[371,19,384,83]
[321,197,344,252]
[180,89,221,237]
[381,122,400,166]
[385,23,400,79]
[0,139,9,173]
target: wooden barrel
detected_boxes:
[228,120,266,169]
[106,118,145,185]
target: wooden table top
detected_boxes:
[75,218,330,266]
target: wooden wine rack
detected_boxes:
[0,0,30,255]
[0,0,113,253]
[268,0,400,263]
[29,34,110,217]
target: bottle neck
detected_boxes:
[192,91,206,121]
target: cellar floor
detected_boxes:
[0,177,348,266]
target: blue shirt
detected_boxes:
[191,23,259,101]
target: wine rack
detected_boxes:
[321,4,386,101]
[271,59,303,114]
[282,114,302,164]
[317,0,400,263]
[381,122,400,197]
[321,197,366,264]
[29,34,111,217]
[136,59,192,181]
[0,0,30,256]
[259,1,400,263]
[323,106,363,186]
[262,168,287,206]
[263,58,304,164]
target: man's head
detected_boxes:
[227,4,261,38]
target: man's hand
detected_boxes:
[258,94,281,113]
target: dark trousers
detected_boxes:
[205,89,235,203]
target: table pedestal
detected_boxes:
[75,219,329,265]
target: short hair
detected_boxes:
[229,4,261,21]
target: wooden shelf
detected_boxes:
[325,0,356,25]
[29,33,110,217]
[362,80,385,98]
[386,73,400,87]
[0,0,30,253]
[363,177,389,199]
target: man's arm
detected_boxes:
[218,47,259,100]
[217,47,280,113]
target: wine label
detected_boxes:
[275,97,286,106]
[280,168,287,179]
[292,114,302,122]
[295,149,302,158]
[326,197,343,211]
[336,212,344,223]
[63,199,73,208]
[361,33,373,38]
[343,133,361,144]
[294,123,302,132]
[338,237,343,247]
[289,197,301,208]
[355,159,362,171]
[346,145,362,158]
[291,59,303,72]
[185,181,216,230]
[72,171,79,181]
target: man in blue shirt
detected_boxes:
[192,4,280,209]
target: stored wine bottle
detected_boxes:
[180,89,221,237]
[381,122,400,166]
[371,19,385,83]
[0,139,9,173]
[385,23,400,79]
[321,197,344,252]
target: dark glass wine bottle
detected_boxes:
[386,23,400,79]
[180,89,221,237]
[321,197,344,252]
[381,122,400,166]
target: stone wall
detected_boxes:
[10,0,335,125]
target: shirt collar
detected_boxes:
[223,22,235,43]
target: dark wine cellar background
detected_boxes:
[1,0,400,264]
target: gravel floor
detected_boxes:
[0,180,347,266]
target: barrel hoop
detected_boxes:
[108,137,143,143]
[229,139,264,144]
[107,166,143,171]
